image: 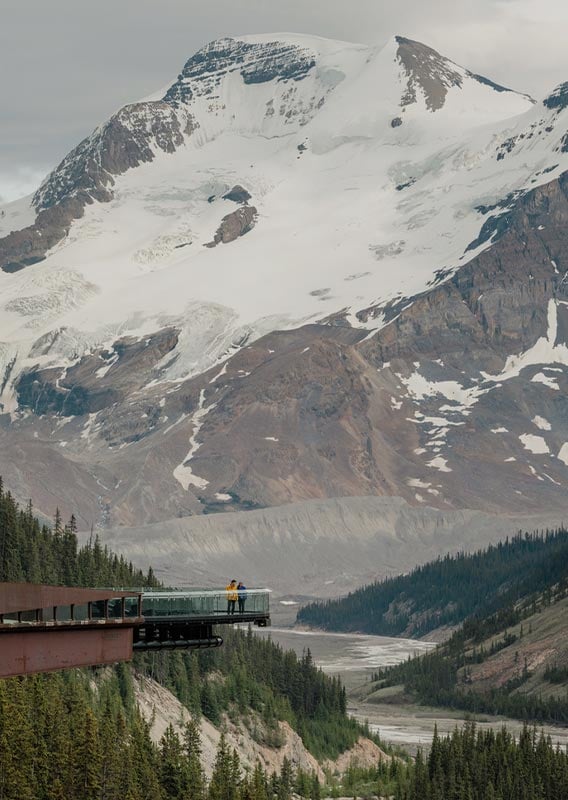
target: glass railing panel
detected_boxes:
[124,597,140,618]
[91,600,105,619]
[107,598,123,619]
[140,589,270,617]
[19,610,37,622]
[73,604,89,621]
[55,605,72,622]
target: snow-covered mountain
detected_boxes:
[1,33,568,542]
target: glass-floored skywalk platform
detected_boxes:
[0,585,271,676]
[134,587,271,652]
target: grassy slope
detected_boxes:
[459,595,568,698]
[361,589,568,723]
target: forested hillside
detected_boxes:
[0,667,308,800]
[0,479,372,797]
[136,630,356,761]
[297,531,568,637]
[346,531,568,724]
[407,723,568,800]
[367,547,568,725]
[3,481,568,797]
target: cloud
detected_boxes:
[0,166,47,204]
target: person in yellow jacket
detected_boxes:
[226,579,238,614]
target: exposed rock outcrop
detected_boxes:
[164,38,316,107]
[223,185,252,204]
[396,36,529,112]
[15,327,179,418]
[205,206,257,247]
[134,675,386,781]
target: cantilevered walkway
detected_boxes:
[0,584,270,678]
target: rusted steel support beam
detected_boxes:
[0,628,134,678]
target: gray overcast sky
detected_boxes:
[1,0,567,202]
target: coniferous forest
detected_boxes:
[2,481,568,799]
[297,530,568,636]
[372,569,568,726]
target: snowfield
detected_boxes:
[1,32,567,404]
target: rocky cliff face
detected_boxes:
[134,675,388,781]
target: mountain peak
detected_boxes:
[1,28,568,529]
[393,35,525,111]
[543,82,568,110]
[163,36,318,108]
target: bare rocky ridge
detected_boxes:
[164,37,317,107]
[395,36,529,112]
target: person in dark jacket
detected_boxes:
[237,581,247,613]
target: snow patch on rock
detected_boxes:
[427,455,452,472]
[173,390,215,490]
[519,434,549,455]
[532,415,552,431]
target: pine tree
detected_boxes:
[209,734,237,800]
[184,718,206,800]
[0,678,35,800]
[73,707,102,800]
[278,757,293,800]
[159,724,187,799]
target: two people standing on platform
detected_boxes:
[226,579,247,614]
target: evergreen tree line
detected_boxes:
[0,478,158,587]
[406,722,568,800]
[2,671,566,800]
[378,646,568,725]
[0,667,310,800]
[297,530,568,636]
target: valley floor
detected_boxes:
[257,626,568,755]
